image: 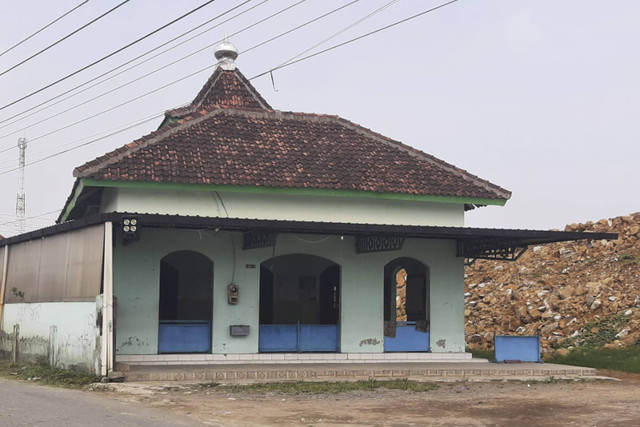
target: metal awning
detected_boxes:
[0,213,617,261]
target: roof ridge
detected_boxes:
[166,67,271,119]
[233,68,271,109]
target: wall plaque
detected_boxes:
[242,230,278,250]
[356,235,405,254]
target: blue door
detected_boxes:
[259,256,340,352]
[159,321,211,353]
[259,324,339,352]
[384,258,430,352]
[384,322,430,352]
[158,251,213,354]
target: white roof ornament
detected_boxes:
[214,36,238,71]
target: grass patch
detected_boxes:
[618,253,638,264]
[559,313,629,349]
[468,347,495,361]
[546,348,640,373]
[204,378,438,394]
[0,362,100,388]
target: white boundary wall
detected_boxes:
[0,302,100,373]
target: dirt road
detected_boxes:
[99,370,640,426]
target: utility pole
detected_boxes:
[16,137,27,234]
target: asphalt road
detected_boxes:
[0,378,204,426]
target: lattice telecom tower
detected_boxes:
[16,137,27,234]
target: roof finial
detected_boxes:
[214,35,238,71]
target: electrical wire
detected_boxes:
[0,111,164,168]
[0,55,208,141]
[293,235,333,244]
[0,212,58,220]
[0,1,129,77]
[0,0,458,171]
[0,64,211,158]
[0,114,162,176]
[0,0,309,155]
[271,0,400,71]
[240,0,359,56]
[0,209,62,227]
[0,0,90,58]
[0,0,354,142]
[0,0,262,130]
[251,0,460,80]
[0,0,218,112]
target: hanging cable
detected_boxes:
[271,0,400,71]
[0,111,164,168]
[0,114,162,176]
[0,0,309,155]
[240,0,359,56]
[0,0,218,112]
[0,0,458,168]
[251,0,460,80]
[0,0,262,130]
[0,1,130,77]
[0,209,62,227]
[0,0,90,58]
[0,0,353,141]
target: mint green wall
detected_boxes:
[113,228,465,355]
[113,228,260,355]
[101,188,465,227]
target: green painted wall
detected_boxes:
[113,228,465,355]
[101,187,465,227]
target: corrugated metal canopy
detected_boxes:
[0,213,617,259]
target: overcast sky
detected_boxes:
[0,0,638,237]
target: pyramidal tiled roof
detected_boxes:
[73,65,511,202]
[165,66,271,117]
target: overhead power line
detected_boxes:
[0,114,163,176]
[0,111,165,169]
[0,0,90,58]
[0,211,58,220]
[0,0,129,77]
[0,0,262,131]
[252,0,460,80]
[0,209,62,227]
[0,0,308,155]
[240,0,359,56]
[0,0,218,112]
[1,0,355,142]
[0,0,458,173]
[271,0,400,71]
[0,0,266,138]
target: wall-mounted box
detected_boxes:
[228,284,239,304]
[230,325,250,336]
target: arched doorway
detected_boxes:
[383,257,430,352]
[158,251,213,353]
[259,254,340,352]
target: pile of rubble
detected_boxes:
[465,213,640,352]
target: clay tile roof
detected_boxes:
[73,67,511,201]
[165,67,270,119]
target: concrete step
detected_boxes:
[116,362,597,383]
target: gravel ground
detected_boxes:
[94,370,640,426]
